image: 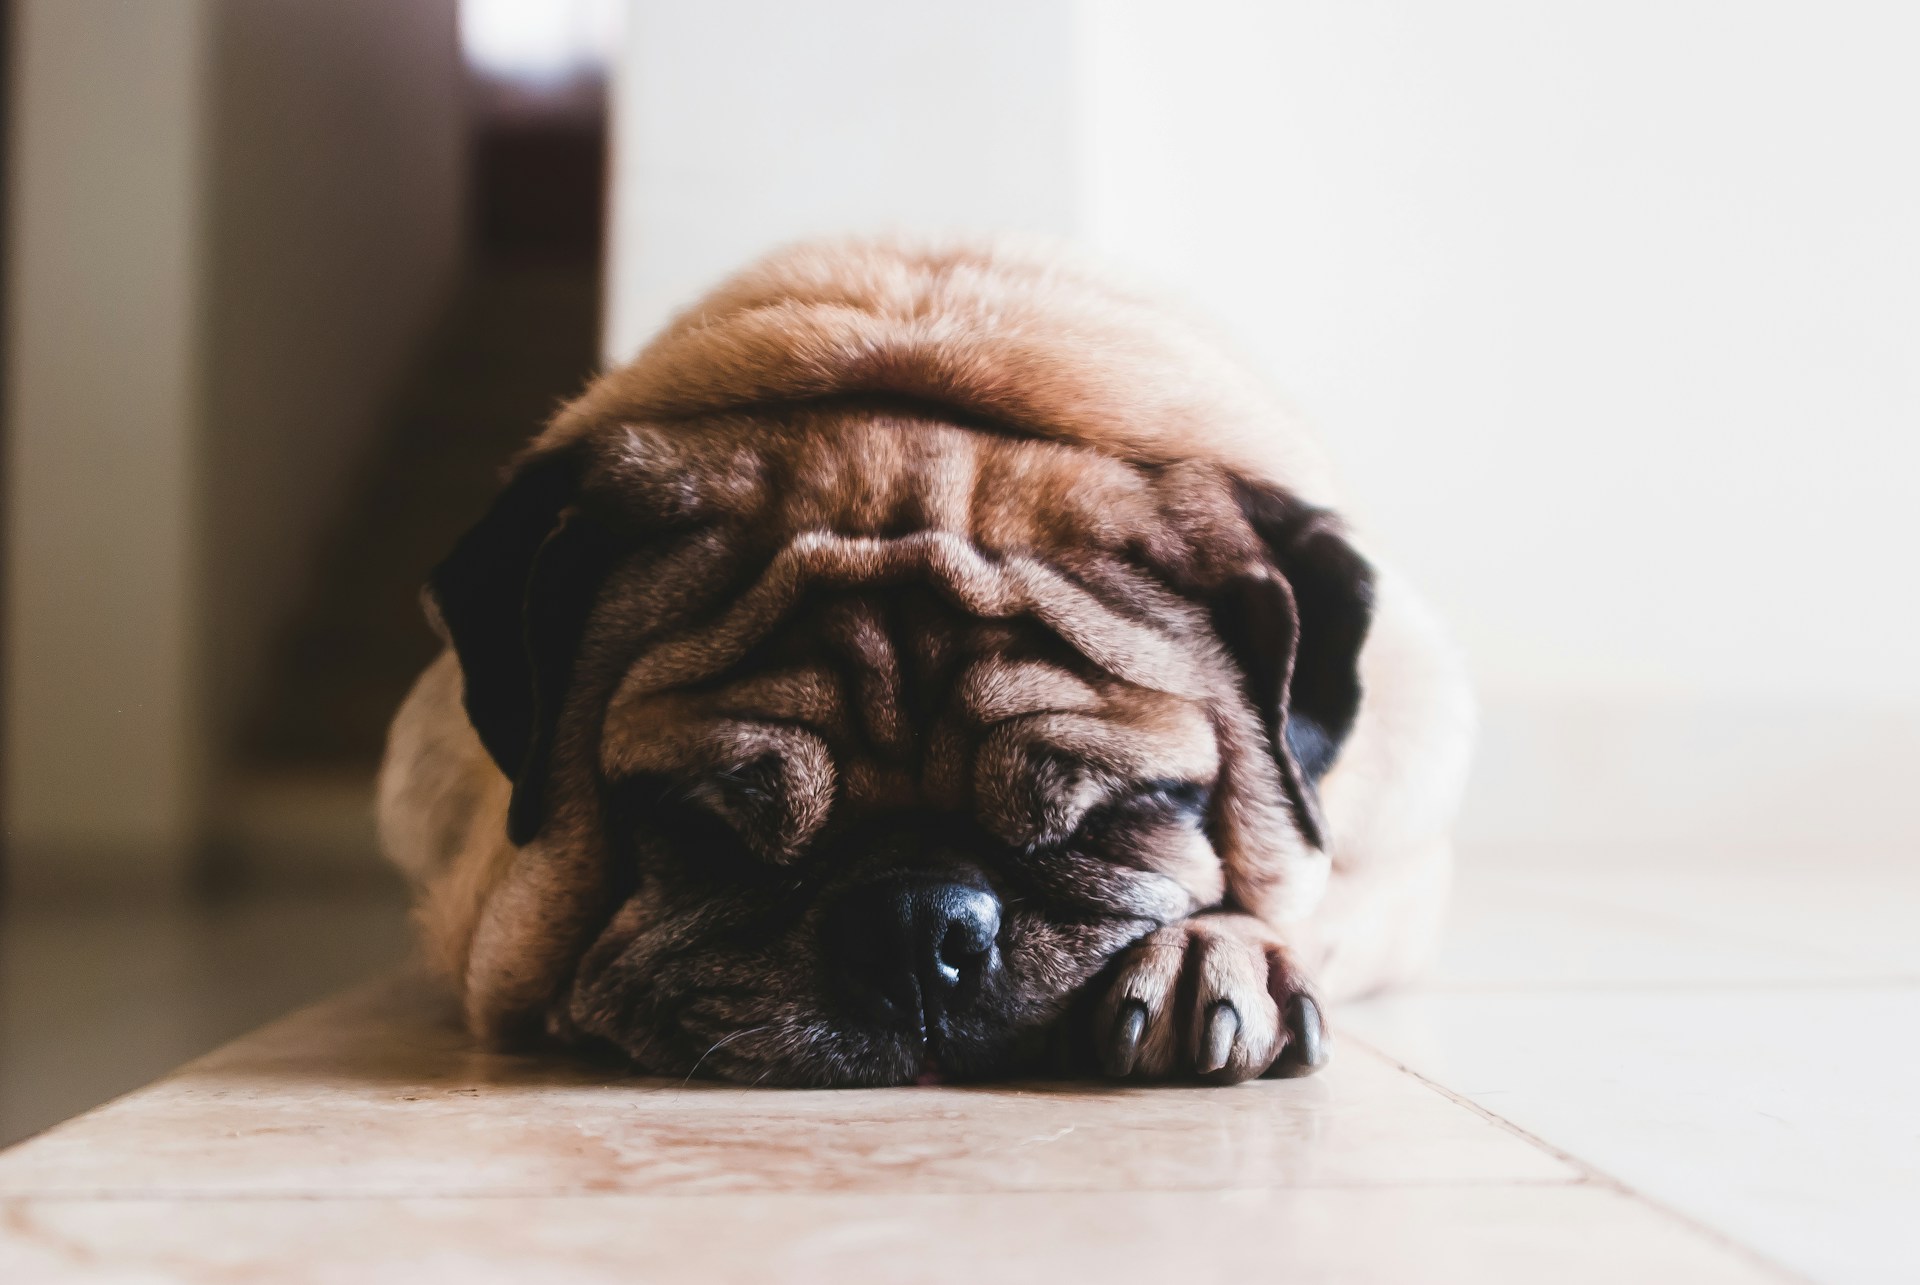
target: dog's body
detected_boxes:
[378,238,1472,1086]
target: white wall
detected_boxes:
[1081,1,1920,713]
[604,0,1082,362]
[4,0,464,894]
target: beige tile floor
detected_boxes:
[0,849,1913,1283]
[0,890,414,1149]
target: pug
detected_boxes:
[377,237,1473,1087]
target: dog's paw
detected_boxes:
[1091,913,1327,1084]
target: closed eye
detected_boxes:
[683,754,786,822]
[608,759,813,880]
[1043,778,1212,855]
[1123,779,1211,820]
[605,773,764,890]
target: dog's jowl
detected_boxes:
[377,238,1474,1087]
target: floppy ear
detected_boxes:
[1213,479,1376,848]
[426,445,621,845]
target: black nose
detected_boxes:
[827,873,1003,1029]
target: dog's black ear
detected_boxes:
[1213,479,1376,847]
[426,445,620,845]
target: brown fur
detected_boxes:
[379,236,1473,1086]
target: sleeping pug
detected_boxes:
[377,237,1473,1087]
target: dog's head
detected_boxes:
[426,401,1372,1086]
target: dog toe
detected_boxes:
[1266,991,1329,1079]
[1184,927,1283,1083]
[1197,1001,1238,1075]
[1103,999,1149,1078]
[1092,925,1186,1080]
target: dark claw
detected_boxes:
[1268,993,1328,1078]
[1198,1002,1239,1074]
[1102,1000,1148,1078]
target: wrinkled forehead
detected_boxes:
[581,411,1245,802]
[582,408,1258,587]
[577,410,1256,685]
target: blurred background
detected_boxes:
[1,0,1915,1144]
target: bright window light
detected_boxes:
[460,0,620,85]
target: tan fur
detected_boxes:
[375,650,517,983]
[378,235,1473,1059]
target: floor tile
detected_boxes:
[1423,863,1884,990]
[0,974,1572,1198]
[0,1186,1781,1284]
[1488,863,1920,978]
[0,892,411,1147]
[1344,984,1920,1284]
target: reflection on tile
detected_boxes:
[0,974,1571,1197]
[0,892,412,1147]
[1496,864,1920,977]
[0,1186,1779,1285]
[1345,985,1920,1284]
[1420,863,1887,990]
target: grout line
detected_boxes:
[1342,1030,1812,1285]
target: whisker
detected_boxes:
[680,1024,767,1087]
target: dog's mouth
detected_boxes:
[914,1006,951,1085]
[908,1011,1023,1086]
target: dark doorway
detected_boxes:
[234,13,610,865]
